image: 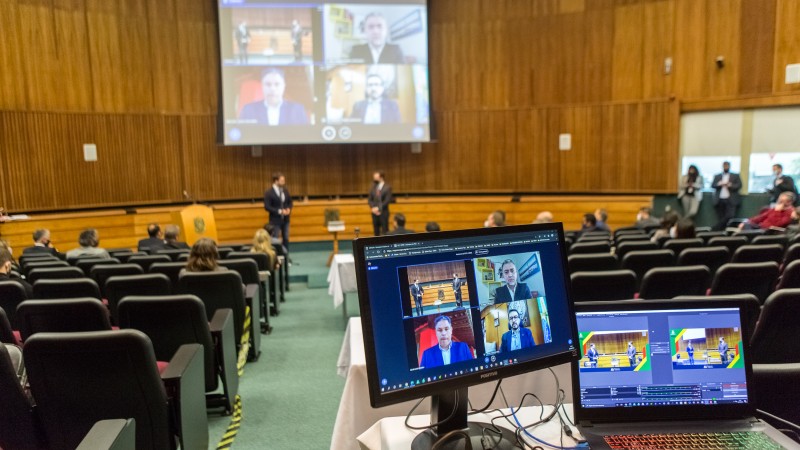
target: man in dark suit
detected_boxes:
[452,273,463,307]
[368,171,393,236]
[264,172,293,250]
[239,68,309,125]
[163,225,190,250]
[711,161,742,231]
[410,279,424,315]
[420,316,474,368]
[586,343,599,367]
[137,223,165,253]
[233,21,250,64]
[493,259,532,303]
[767,163,797,204]
[386,213,414,235]
[21,229,60,257]
[348,13,405,64]
[500,309,535,352]
[0,248,32,298]
[349,74,401,124]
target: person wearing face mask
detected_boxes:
[738,191,795,231]
[766,164,797,205]
[651,211,680,243]
[368,170,393,236]
[21,228,61,257]
[678,165,704,220]
[671,218,696,239]
[634,207,660,229]
[0,247,32,298]
[711,161,742,231]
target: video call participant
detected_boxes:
[420,315,473,368]
[500,309,534,353]
[452,273,463,307]
[718,337,729,364]
[349,13,405,64]
[410,279,424,316]
[627,342,636,367]
[349,74,401,124]
[493,259,532,303]
[586,343,599,367]
[239,68,309,125]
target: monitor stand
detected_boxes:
[411,387,519,450]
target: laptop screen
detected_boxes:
[575,305,750,411]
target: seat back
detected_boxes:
[19,254,58,267]
[567,254,619,273]
[620,249,675,288]
[570,270,636,302]
[227,251,270,271]
[751,234,788,249]
[32,278,101,300]
[613,227,643,238]
[118,295,216,392]
[751,289,800,363]
[217,259,260,285]
[615,241,659,261]
[154,249,190,262]
[696,231,726,244]
[148,263,186,289]
[0,308,17,345]
[614,234,650,245]
[0,343,42,450]
[673,294,760,340]
[24,330,172,450]
[104,274,172,321]
[638,266,711,299]
[17,298,112,341]
[710,262,779,303]
[217,247,235,259]
[23,260,69,277]
[751,363,800,428]
[782,243,800,269]
[176,271,246,346]
[661,238,703,255]
[128,255,171,272]
[707,236,748,254]
[0,281,28,328]
[27,267,85,285]
[90,264,144,297]
[677,246,730,275]
[109,251,146,263]
[569,241,611,255]
[75,258,120,275]
[731,244,784,264]
[776,259,800,290]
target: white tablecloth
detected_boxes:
[328,254,357,308]
[357,404,577,450]
[331,318,573,450]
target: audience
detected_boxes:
[264,223,288,258]
[163,225,189,249]
[651,211,680,242]
[485,210,506,227]
[183,238,224,274]
[21,228,60,257]
[578,213,599,237]
[65,228,110,259]
[533,211,553,224]
[635,207,660,229]
[386,213,414,235]
[594,208,610,232]
[425,221,441,232]
[251,229,278,271]
[673,218,696,239]
[138,223,166,252]
[738,192,796,231]
[0,247,32,297]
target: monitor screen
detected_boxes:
[354,224,580,408]
[216,0,432,145]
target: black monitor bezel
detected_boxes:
[571,298,760,424]
[354,223,580,408]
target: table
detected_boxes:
[328,254,357,318]
[331,318,573,450]
[357,404,577,450]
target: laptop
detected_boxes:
[572,298,800,449]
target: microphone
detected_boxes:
[183,190,196,204]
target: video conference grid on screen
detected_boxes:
[576,307,748,409]
[217,0,431,145]
[362,230,575,394]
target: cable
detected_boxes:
[404,390,461,431]
[469,379,502,414]
[510,408,585,450]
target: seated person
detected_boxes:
[651,211,680,243]
[138,223,166,252]
[485,210,506,228]
[264,223,288,258]
[0,247,32,297]
[163,225,190,250]
[635,207,660,229]
[180,238,225,277]
[500,309,534,352]
[65,229,110,259]
[594,209,610,232]
[532,211,553,224]
[493,259,532,303]
[385,213,414,235]
[672,218,696,239]
[425,221,441,232]
[420,316,473,368]
[577,213,599,238]
[22,228,61,257]
[738,192,795,231]
[251,229,278,271]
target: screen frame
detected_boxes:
[571,298,761,424]
[354,223,580,408]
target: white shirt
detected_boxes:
[510,330,521,351]
[273,184,285,214]
[369,44,385,64]
[440,345,451,365]
[719,173,730,199]
[506,284,517,299]
[363,100,382,124]
[265,101,282,126]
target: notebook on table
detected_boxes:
[572,298,799,449]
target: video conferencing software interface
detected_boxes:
[217,0,431,145]
[576,307,749,409]
[361,229,577,396]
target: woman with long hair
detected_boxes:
[679,165,703,219]
[251,229,278,270]
[185,238,222,273]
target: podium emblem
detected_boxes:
[194,217,206,234]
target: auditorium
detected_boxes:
[1,0,800,449]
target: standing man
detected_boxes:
[586,343,599,367]
[452,273,463,308]
[718,337,729,365]
[500,309,535,352]
[767,163,796,205]
[627,341,637,367]
[291,20,303,61]
[711,161,742,231]
[264,172,293,251]
[234,20,251,65]
[368,171,393,236]
[349,74,401,124]
[686,341,695,365]
[410,279,424,316]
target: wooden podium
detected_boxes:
[170,205,218,246]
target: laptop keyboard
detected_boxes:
[604,431,783,449]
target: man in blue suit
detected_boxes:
[420,316,473,368]
[586,343,599,367]
[239,68,309,125]
[500,309,535,352]
[493,259,532,303]
[349,74,401,124]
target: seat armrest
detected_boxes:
[162,343,209,450]
[243,284,261,360]
[259,270,270,283]
[209,308,233,334]
[76,419,136,450]
[209,308,239,412]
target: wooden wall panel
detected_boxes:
[612,4,644,100]
[0,0,26,110]
[703,0,741,98]
[773,0,800,94]
[738,0,776,96]
[641,0,674,99]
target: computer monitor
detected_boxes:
[354,223,580,448]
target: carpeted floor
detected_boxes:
[207,250,357,449]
